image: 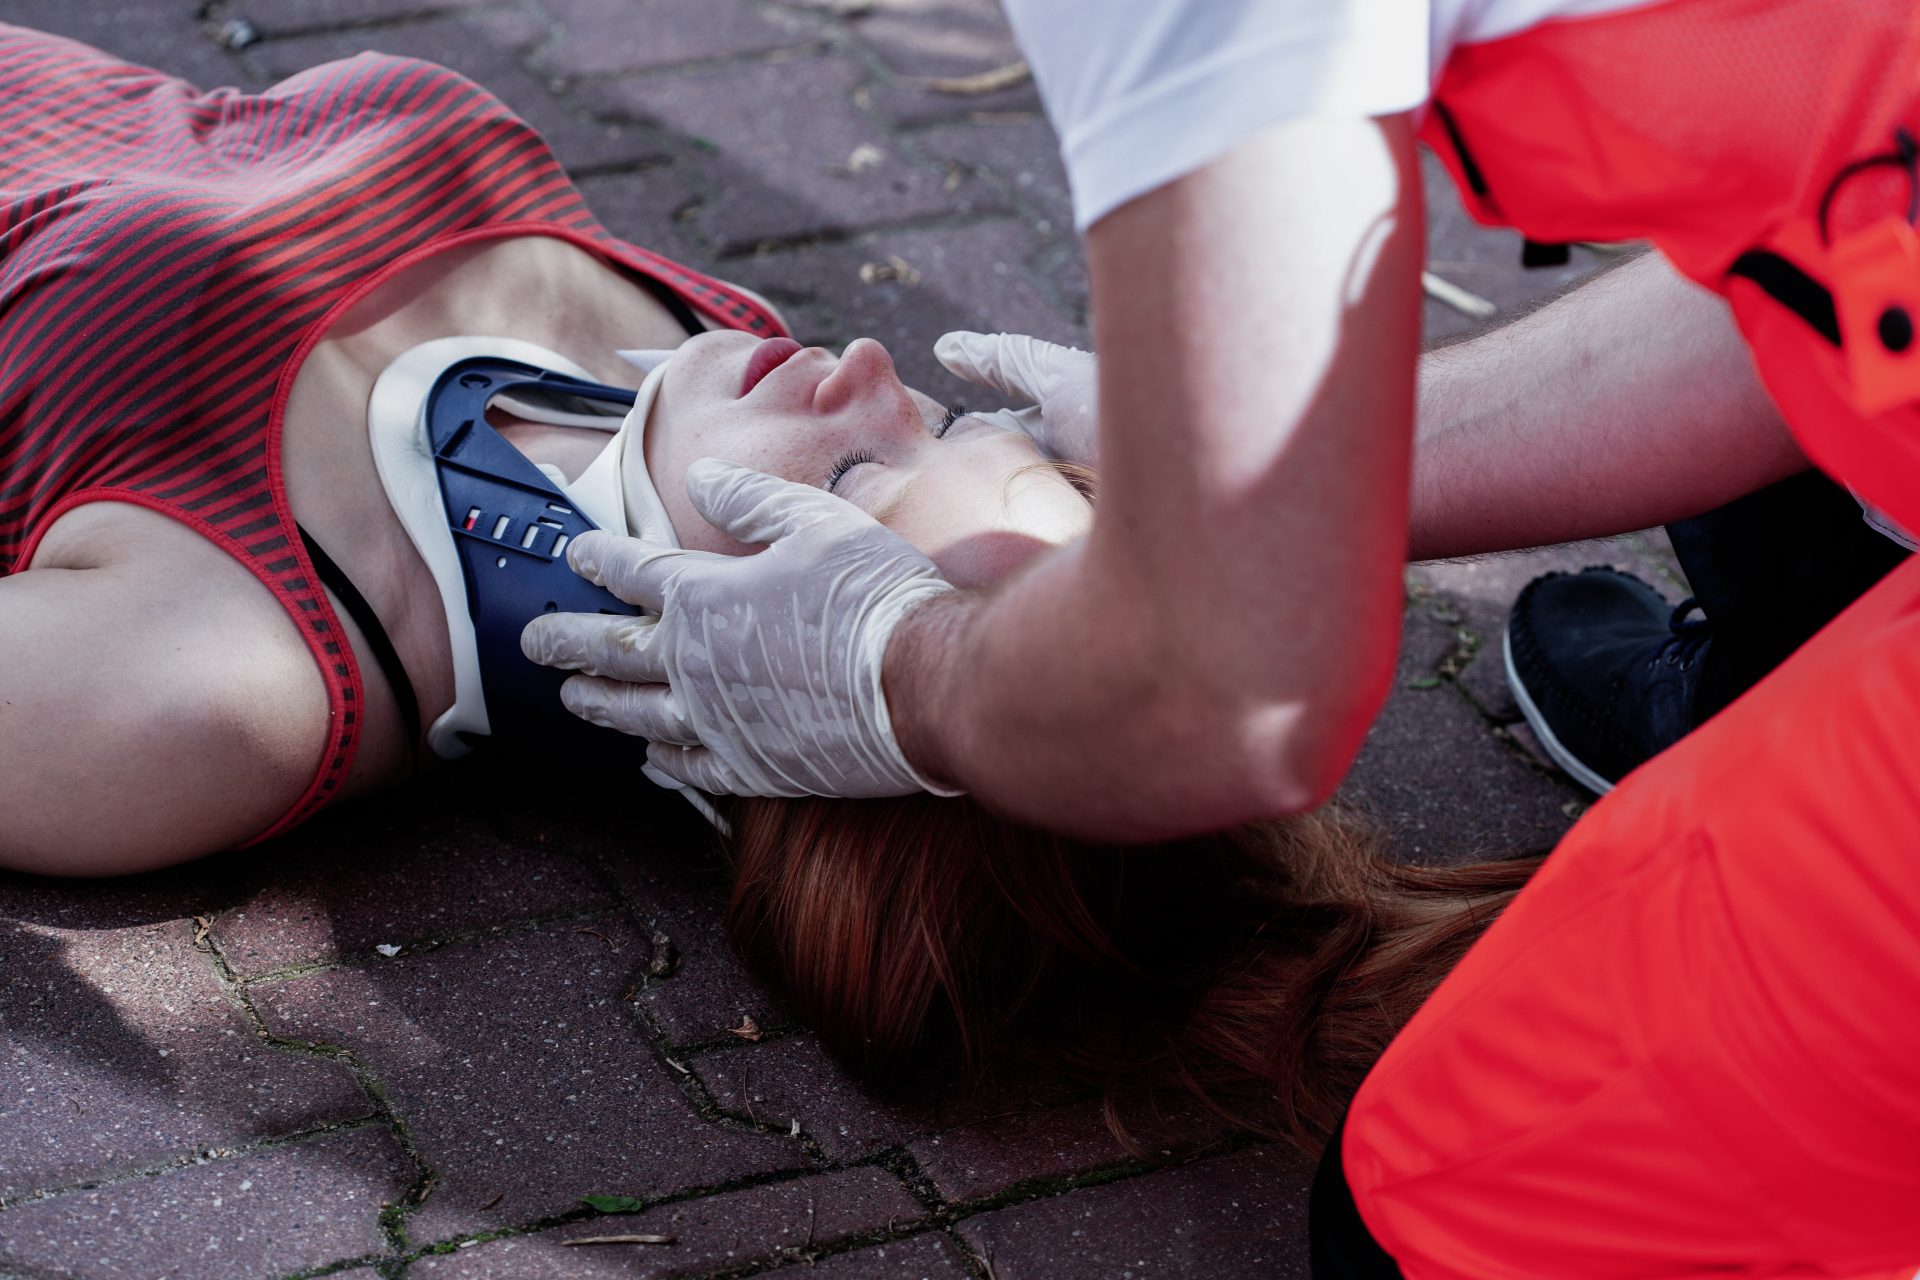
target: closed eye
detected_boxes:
[826,448,876,492]
[829,402,966,493]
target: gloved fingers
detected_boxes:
[934,330,1089,405]
[558,673,702,746]
[641,743,730,794]
[934,330,1037,402]
[645,741,807,798]
[519,612,668,683]
[565,530,703,610]
[640,760,690,792]
[684,456,874,547]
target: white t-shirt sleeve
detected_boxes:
[1003,0,1432,232]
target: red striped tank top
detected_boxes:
[0,24,785,842]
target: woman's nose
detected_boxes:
[838,336,902,385]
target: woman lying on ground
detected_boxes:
[0,24,1537,1156]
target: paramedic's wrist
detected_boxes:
[880,588,978,795]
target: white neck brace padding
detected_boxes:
[560,355,678,551]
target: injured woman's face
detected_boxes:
[637,331,1091,586]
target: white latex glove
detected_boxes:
[519,457,962,800]
[934,330,1101,466]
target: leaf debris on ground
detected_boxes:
[648,930,677,977]
[582,1194,646,1214]
[731,1016,763,1042]
[214,18,257,49]
[859,255,921,286]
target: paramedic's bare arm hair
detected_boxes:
[1409,250,1807,560]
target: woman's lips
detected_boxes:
[739,337,804,396]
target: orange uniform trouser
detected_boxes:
[1343,553,1920,1279]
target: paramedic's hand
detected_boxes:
[935,330,1100,466]
[520,457,962,800]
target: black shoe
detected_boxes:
[1503,567,1711,794]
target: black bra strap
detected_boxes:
[631,272,708,337]
[298,524,423,768]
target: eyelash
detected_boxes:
[826,448,876,492]
[826,405,966,492]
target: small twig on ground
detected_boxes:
[564,1234,677,1247]
[478,1192,503,1211]
[917,61,1030,95]
[573,926,617,952]
[1421,270,1498,320]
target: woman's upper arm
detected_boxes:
[0,550,327,876]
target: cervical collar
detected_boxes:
[555,353,678,551]
[367,335,739,832]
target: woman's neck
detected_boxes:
[493,417,620,486]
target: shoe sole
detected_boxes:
[1503,626,1616,798]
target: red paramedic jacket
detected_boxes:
[1345,2,1920,1277]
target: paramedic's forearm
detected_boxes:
[888,115,1422,838]
[1410,250,1806,560]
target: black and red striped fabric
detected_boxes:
[0,24,785,842]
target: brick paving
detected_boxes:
[0,1,1688,1275]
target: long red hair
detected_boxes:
[724,792,1537,1155]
